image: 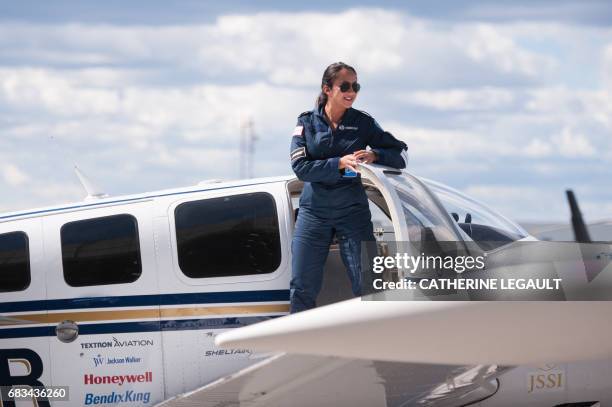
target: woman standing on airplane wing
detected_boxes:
[289,62,407,313]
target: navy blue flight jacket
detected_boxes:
[290,106,407,215]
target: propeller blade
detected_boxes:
[567,189,591,243]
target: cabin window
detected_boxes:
[175,192,281,278]
[0,231,30,292]
[61,214,142,287]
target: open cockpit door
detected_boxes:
[351,164,411,242]
[360,164,466,240]
[285,164,473,304]
[286,163,444,244]
[358,164,472,278]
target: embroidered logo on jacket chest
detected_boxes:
[339,125,358,131]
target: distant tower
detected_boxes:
[240,118,258,179]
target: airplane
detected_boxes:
[0,161,610,406]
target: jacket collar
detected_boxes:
[314,104,354,122]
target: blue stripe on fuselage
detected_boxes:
[0,290,290,313]
[0,316,282,339]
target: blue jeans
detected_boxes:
[290,206,374,313]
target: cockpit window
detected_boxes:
[424,180,528,251]
[386,173,464,249]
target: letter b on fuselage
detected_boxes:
[0,348,50,407]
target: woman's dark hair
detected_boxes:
[317,62,357,107]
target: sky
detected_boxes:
[0,0,610,222]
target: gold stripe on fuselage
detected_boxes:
[0,304,289,326]
[160,304,289,318]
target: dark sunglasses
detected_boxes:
[338,81,361,93]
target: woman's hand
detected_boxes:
[353,150,377,164]
[339,154,358,172]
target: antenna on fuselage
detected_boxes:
[74,165,108,200]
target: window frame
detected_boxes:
[0,230,31,293]
[169,188,288,285]
[60,213,143,287]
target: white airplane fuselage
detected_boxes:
[1,176,294,406]
[0,170,610,406]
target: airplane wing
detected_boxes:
[155,352,506,407]
[156,298,612,406]
[215,297,612,365]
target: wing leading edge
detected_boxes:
[215,298,612,365]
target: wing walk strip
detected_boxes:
[0,304,290,326]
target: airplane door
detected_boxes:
[155,185,291,396]
[359,164,467,277]
[0,218,52,406]
[359,164,411,242]
[44,201,164,406]
[378,168,466,244]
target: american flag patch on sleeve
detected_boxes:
[290,147,306,161]
[292,125,304,136]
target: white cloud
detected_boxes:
[386,123,517,159]
[457,24,556,77]
[394,87,516,110]
[554,127,596,157]
[0,8,610,220]
[0,69,312,144]
[522,127,597,158]
[1,163,30,186]
[0,9,560,88]
[524,138,553,158]
[0,68,121,116]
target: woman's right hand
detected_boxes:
[339,154,358,172]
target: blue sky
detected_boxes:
[0,1,610,222]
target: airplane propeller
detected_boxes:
[566,189,592,243]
